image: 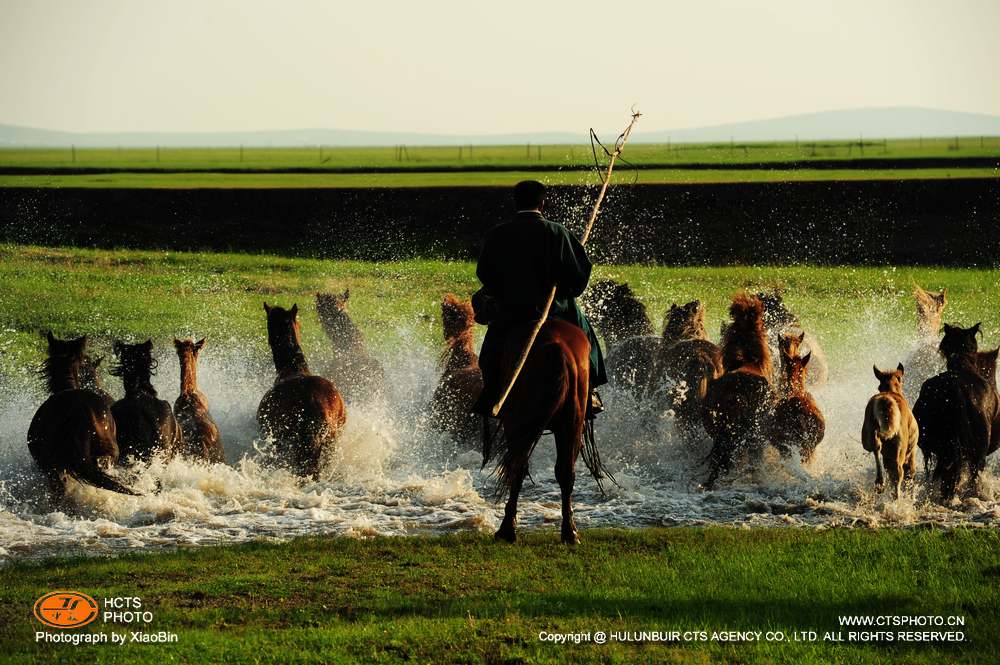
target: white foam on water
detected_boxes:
[1,312,998,562]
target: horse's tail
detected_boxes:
[69,466,142,496]
[492,342,570,497]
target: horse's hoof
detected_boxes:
[561,530,580,545]
[494,528,516,544]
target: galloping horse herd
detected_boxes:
[22,280,999,543]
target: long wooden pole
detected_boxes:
[491,110,640,417]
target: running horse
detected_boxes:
[258,303,347,478]
[485,318,611,545]
[27,333,139,498]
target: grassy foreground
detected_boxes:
[1,528,997,663]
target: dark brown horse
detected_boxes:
[913,323,999,499]
[702,294,777,487]
[258,303,347,478]
[110,340,183,463]
[581,279,659,396]
[315,290,386,403]
[173,338,225,464]
[649,300,723,439]
[486,318,609,544]
[429,295,484,445]
[768,332,825,465]
[27,333,139,498]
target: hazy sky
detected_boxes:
[1,0,998,134]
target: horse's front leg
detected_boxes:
[554,433,579,545]
[494,462,525,543]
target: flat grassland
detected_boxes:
[2,244,1000,368]
[1,529,997,664]
[1,138,997,188]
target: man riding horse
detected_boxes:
[472,180,607,419]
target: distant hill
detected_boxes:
[1,107,998,147]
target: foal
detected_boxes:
[111,340,183,463]
[174,338,225,464]
[28,333,138,497]
[862,364,918,499]
[769,332,825,465]
[258,303,347,478]
[429,295,483,445]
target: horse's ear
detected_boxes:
[173,338,182,348]
[263,302,271,313]
[45,330,55,344]
[973,322,983,337]
[342,289,350,301]
[897,362,905,374]
[801,351,811,367]
[873,364,882,380]
[195,338,206,351]
[143,339,153,351]
[291,304,299,317]
[943,323,954,334]
[797,330,805,343]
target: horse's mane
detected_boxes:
[110,342,159,396]
[584,279,654,344]
[721,293,772,379]
[662,301,708,344]
[39,353,82,394]
[441,295,477,370]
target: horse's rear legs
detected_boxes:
[554,435,579,545]
[494,462,525,543]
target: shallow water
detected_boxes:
[1,322,998,563]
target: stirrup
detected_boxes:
[586,390,604,419]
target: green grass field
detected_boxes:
[2,243,999,374]
[3,137,999,171]
[1,528,997,663]
[1,167,997,189]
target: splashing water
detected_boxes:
[1,313,998,563]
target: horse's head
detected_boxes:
[174,337,206,362]
[111,339,157,380]
[729,293,766,330]
[45,331,88,361]
[757,288,796,332]
[873,363,905,394]
[663,300,706,343]
[939,322,980,359]
[780,347,811,391]
[315,290,352,333]
[264,302,302,349]
[976,348,999,385]
[441,294,475,342]
[914,285,947,336]
[778,330,805,358]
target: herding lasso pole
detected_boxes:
[491,108,641,417]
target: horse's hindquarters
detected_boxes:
[258,376,346,476]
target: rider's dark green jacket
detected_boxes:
[475,210,607,402]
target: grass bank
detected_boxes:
[1,528,997,663]
[0,167,997,189]
[2,244,999,368]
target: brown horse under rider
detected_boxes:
[472,180,607,419]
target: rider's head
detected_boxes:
[514,180,546,213]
